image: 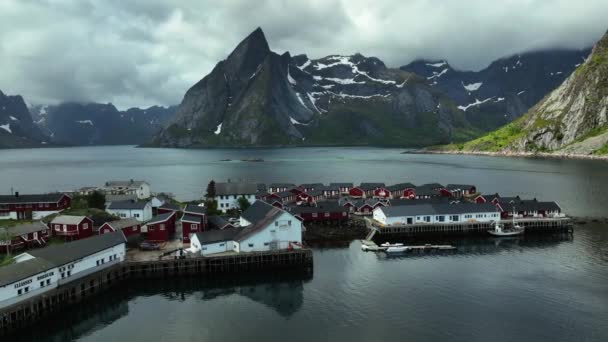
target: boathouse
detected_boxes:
[387,183,416,199]
[299,183,324,192]
[330,183,353,194]
[0,193,71,220]
[373,203,500,226]
[296,189,325,205]
[213,182,258,213]
[183,204,207,224]
[318,185,340,198]
[142,212,176,242]
[288,201,350,223]
[106,200,153,222]
[446,184,477,198]
[268,183,295,193]
[348,186,365,198]
[1,231,126,309]
[0,221,49,253]
[98,218,140,237]
[359,183,386,198]
[50,215,93,240]
[190,227,242,256]
[181,214,204,243]
[354,199,386,215]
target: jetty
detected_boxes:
[360,240,456,253]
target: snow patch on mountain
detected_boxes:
[76,120,93,125]
[214,123,222,135]
[462,82,482,91]
[9,116,18,121]
[457,98,495,111]
[307,93,322,113]
[426,61,447,68]
[295,93,308,108]
[298,59,311,70]
[287,66,297,85]
[290,116,309,125]
[325,77,365,85]
[0,124,12,133]
[427,68,448,81]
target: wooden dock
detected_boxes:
[0,249,313,334]
[360,240,456,253]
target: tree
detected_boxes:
[205,180,216,199]
[237,196,251,211]
[87,191,106,209]
[204,199,221,216]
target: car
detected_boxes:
[139,241,161,251]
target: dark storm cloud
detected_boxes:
[0,0,606,109]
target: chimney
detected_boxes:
[15,191,19,198]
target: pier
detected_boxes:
[365,217,573,239]
[0,249,313,333]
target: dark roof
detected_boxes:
[359,183,386,190]
[208,215,232,229]
[159,202,180,211]
[353,199,384,208]
[0,258,56,287]
[107,200,149,210]
[146,212,175,225]
[0,193,67,204]
[274,191,293,199]
[27,231,126,267]
[215,182,258,195]
[299,183,324,189]
[414,186,441,197]
[418,183,444,189]
[256,183,267,191]
[305,189,324,197]
[269,183,295,188]
[193,227,242,244]
[379,203,498,217]
[389,198,450,206]
[446,184,476,191]
[103,218,140,230]
[236,209,283,241]
[387,183,416,191]
[317,184,339,191]
[181,214,203,223]
[184,204,206,215]
[338,198,354,205]
[0,221,47,237]
[241,200,276,223]
[330,182,353,187]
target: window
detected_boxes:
[18,289,22,295]
[424,216,431,222]
[219,243,225,247]
[40,281,45,287]
[451,215,459,221]
[61,272,65,278]
[192,224,198,230]
[96,260,100,266]
[324,213,330,217]
[288,220,292,226]
[312,213,318,218]
[67,271,71,276]
[437,216,445,222]
[160,224,165,230]
[134,213,140,218]
[83,223,89,229]
[248,243,254,247]
[24,286,29,293]
[275,221,278,226]
[264,242,269,246]
[46,279,50,285]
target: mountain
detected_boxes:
[152,28,477,148]
[452,31,608,156]
[31,103,176,146]
[401,49,590,131]
[0,90,48,148]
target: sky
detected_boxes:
[0,0,606,110]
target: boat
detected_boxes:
[385,246,411,253]
[380,242,404,247]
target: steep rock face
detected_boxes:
[154,28,473,147]
[32,103,176,146]
[401,49,590,130]
[0,90,47,148]
[459,31,608,155]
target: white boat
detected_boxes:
[381,242,404,247]
[488,220,524,236]
[385,246,411,253]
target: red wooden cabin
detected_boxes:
[98,218,141,237]
[50,215,93,240]
[181,214,204,244]
[0,193,71,220]
[0,221,49,253]
[144,211,176,242]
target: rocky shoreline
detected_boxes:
[407,149,608,161]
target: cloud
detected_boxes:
[0,0,606,109]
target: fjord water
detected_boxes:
[1,146,607,341]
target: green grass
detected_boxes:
[0,219,33,228]
[592,143,608,155]
[455,117,526,152]
[0,254,14,267]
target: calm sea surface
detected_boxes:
[1,146,607,341]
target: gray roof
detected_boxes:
[274,191,293,199]
[0,193,67,204]
[194,227,243,244]
[159,202,180,211]
[102,218,140,230]
[305,189,324,197]
[289,202,349,214]
[359,183,386,190]
[236,206,284,241]
[379,203,498,218]
[0,221,48,237]
[208,215,232,229]
[181,214,203,223]
[0,258,56,287]
[215,182,258,195]
[146,212,175,225]
[104,180,148,188]
[50,215,88,225]
[107,200,149,210]
[241,200,277,223]
[105,194,138,202]
[330,182,353,187]
[184,204,206,215]
[387,183,416,191]
[27,231,126,267]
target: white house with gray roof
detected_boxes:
[106,200,152,222]
[103,180,151,200]
[373,203,500,226]
[0,231,126,309]
[189,200,302,256]
[213,182,258,213]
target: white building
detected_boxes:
[373,203,500,226]
[0,231,126,309]
[103,180,151,200]
[190,200,302,256]
[106,200,152,222]
[212,182,258,213]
